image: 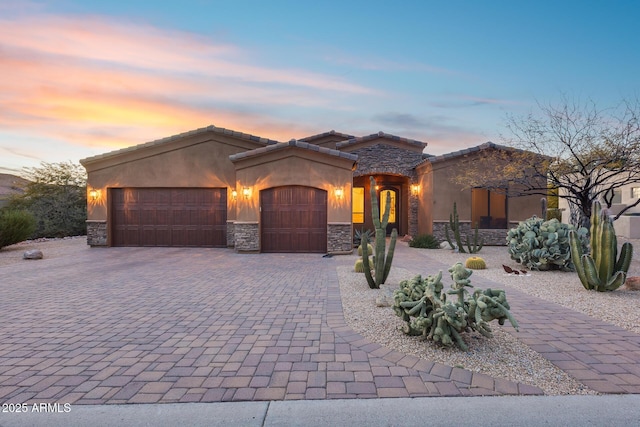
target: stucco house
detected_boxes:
[80,125,543,253]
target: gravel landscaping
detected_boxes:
[338,239,640,396]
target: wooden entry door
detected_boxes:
[379,187,400,235]
[260,186,327,253]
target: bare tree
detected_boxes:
[453,97,640,230]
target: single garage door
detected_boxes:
[261,186,327,253]
[111,188,227,247]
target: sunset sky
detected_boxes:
[1,0,639,175]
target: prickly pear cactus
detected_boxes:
[392,263,518,351]
[507,216,588,271]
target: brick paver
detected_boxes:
[1,241,639,404]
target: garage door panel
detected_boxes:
[111,188,226,247]
[261,186,327,253]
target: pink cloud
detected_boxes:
[0,12,376,158]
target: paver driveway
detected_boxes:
[0,244,539,405]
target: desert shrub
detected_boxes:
[507,216,588,271]
[6,162,87,238]
[409,234,440,249]
[0,210,36,249]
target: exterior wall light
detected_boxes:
[242,187,251,199]
[89,189,99,201]
[231,189,238,201]
[334,188,344,199]
[411,184,420,196]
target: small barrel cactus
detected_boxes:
[465,256,486,270]
[357,243,373,257]
[354,257,373,273]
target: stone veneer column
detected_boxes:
[327,223,353,254]
[408,193,419,237]
[226,221,235,248]
[86,220,107,246]
[234,222,260,252]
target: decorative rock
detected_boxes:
[23,249,43,260]
[623,276,640,291]
[440,241,452,250]
[375,286,394,307]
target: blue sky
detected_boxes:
[1,0,639,174]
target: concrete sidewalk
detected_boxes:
[2,395,640,426]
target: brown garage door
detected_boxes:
[261,186,327,253]
[111,188,227,247]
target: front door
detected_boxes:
[379,187,399,235]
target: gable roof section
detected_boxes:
[80,125,279,167]
[336,131,427,150]
[229,139,358,163]
[420,141,546,166]
[299,130,355,143]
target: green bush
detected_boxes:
[409,234,440,249]
[0,210,36,249]
[507,216,588,271]
[5,162,87,238]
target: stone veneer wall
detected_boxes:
[86,220,107,246]
[234,222,259,252]
[226,221,235,247]
[432,221,516,246]
[328,223,353,254]
[349,144,422,178]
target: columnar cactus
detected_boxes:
[570,201,634,291]
[362,176,398,289]
[444,202,483,253]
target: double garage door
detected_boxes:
[111,188,226,247]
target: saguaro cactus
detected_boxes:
[570,201,634,291]
[362,176,398,289]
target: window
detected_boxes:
[352,187,364,223]
[471,188,507,229]
[632,187,640,199]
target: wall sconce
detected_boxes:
[411,184,420,196]
[242,187,251,199]
[231,189,238,201]
[334,188,344,199]
[89,189,99,201]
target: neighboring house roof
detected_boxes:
[229,139,358,162]
[336,131,427,150]
[80,125,279,165]
[299,130,355,142]
[420,141,540,165]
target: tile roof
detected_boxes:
[299,130,355,142]
[229,139,358,162]
[80,125,279,165]
[335,131,427,149]
[420,141,537,165]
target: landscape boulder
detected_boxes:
[23,250,43,260]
